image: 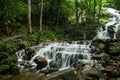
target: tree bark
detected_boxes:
[28,0,32,33]
[37,0,43,44]
[75,0,79,29]
[98,0,102,23]
[93,0,96,23]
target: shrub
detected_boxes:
[9,64,20,75]
[0,65,10,74]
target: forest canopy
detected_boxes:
[0,0,120,40]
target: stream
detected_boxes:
[16,8,120,72]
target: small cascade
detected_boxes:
[16,7,120,71]
[16,41,92,70]
[94,8,120,39]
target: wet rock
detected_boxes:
[40,68,78,80]
[40,68,58,74]
[49,60,57,68]
[34,56,48,69]
[107,25,115,39]
[24,62,34,69]
[24,48,35,60]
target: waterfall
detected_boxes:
[94,8,120,39]
[16,41,92,70]
[16,8,120,71]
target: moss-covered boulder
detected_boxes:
[82,67,104,79]
[109,43,120,55]
[97,43,105,51]
[101,53,110,61]
[40,69,78,80]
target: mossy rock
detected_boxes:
[101,53,110,61]
[85,67,103,79]
[0,65,10,74]
[92,39,106,43]
[97,43,105,50]
[109,43,120,55]
[109,47,120,55]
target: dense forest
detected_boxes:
[0,0,120,80]
[0,0,120,40]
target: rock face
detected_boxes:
[34,56,48,69]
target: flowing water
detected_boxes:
[94,8,120,39]
[16,8,120,71]
[16,41,92,70]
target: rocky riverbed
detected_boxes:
[0,39,120,80]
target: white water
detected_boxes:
[16,8,120,71]
[94,8,120,39]
[16,41,92,70]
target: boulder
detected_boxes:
[109,43,120,55]
[92,53,110,61]
[24,48,35,60]
[105,66,120,77]
[34,56,48,69]
[82,67,103,79]
[40,68,78,80]
[49,60,57,68]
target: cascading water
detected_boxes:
[16,8,120,71]
[16,41,92,71]
[94,8,120,39]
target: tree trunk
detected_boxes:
[75,0,79,29]
[56,7,60,29]
[37,0,43,44]
[93,0,96,23]
[98,0,102,23]
[28,0,32,33]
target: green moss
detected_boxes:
[101,53,110,61]
[97,43,105,50]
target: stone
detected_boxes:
[24,48,35,60]
[49,60,57,68]
[34,56,48,69]
[40,68,79,80]
[82,67,103,79]
[105,66,120,77]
